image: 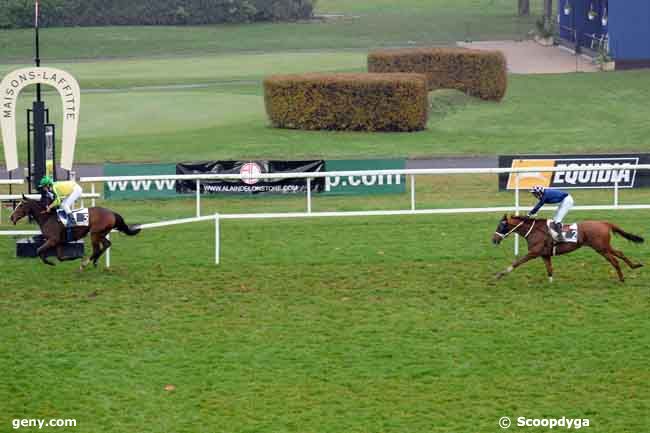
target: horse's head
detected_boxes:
[9,195,43,225]
[492,214,522,245]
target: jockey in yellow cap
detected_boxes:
[38,176,83,234]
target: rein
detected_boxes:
[494,219,536,240]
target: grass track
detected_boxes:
[1,206,649,432]
[1,1,649,430]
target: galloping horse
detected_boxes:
[10,195,140,269]
[492,215,644,282]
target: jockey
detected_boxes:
[527,185,574,241]
[38,176,83,231]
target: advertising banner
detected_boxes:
[103,163,177,199]
[175,161,325,195]
[498,154,650,191]
[322,159,406,195]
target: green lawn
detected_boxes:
[5,70,650,162]
[2,0,647,162]
[1,0,543,62]
[1,179,649,432]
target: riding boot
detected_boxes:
[66,213,74,242]
[552,221,564,242]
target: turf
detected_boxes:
[1,1,649,429]
[1,180,649,432]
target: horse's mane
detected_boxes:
[21,196,48,212]
[510,215,548,223]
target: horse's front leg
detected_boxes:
[496,252,538,279]
[542,256,554,283]
[56,244,78,262]
[36,238,57,266]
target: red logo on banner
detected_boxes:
[240,163,262,185]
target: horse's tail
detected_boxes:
[610,223,644,243]
[114,213,141,236]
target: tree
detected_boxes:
[518,0,530,16]
[544,0,553,23]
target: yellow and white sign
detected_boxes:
[1,67,80,171]
[506,159,555,190]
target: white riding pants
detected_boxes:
[61,185,83,214]
[553,195,574,223]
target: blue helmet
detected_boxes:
[531,185,545,196]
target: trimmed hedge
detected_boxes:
[264,73,429,132]
[0,0,315,28]
[368,48,508,101]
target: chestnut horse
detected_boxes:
[10,195,140,269]
[492,215,644,282]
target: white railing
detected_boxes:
[0,179,23,185]
[79,164,649,218]
[2,165,649,267]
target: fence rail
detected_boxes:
[0,179,24,185]
[79,164,650,182]
[2,165,649,267]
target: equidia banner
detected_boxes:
[498,154,650,191]
[175,161,325,194]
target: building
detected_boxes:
[557,0,650,69]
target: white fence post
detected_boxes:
[91,183,96,207]
[614,179,619,208]
[410,175,416,211]
[514,174,520,257]
[105,233,111,268]
[215,213,220,265]
[196,180,201,217]
[307,178,312,214]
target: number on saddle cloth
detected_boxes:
[547,221,579,243]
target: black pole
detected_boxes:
[34,0,41,101]
[31,0,47,190]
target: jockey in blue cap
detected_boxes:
[528,185,574,241]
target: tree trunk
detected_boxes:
[518,0,530,16]
[544,0,553,22]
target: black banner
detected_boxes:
[176,161,325,194]
[498,154,650,191]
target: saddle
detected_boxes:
[57,208,90,227]
[547,220,578,244]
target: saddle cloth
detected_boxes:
[547,220,578,243]
[57,208,90,227]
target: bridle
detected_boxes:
[494,218,536,240]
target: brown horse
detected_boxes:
[492,215,644,282]
[10,195,140,269]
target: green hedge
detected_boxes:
[368,48,508,101]
[0,0,315,28]
[264,73,429,132]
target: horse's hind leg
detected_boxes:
[81,233,102,270]
[612,249,643,269]
[596,249,625,282]
[92,232,112,267]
